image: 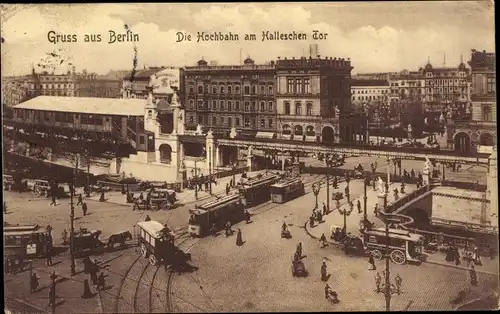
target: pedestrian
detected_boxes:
[46,247,53,266]
[343,240,349,255]
[344,186,349,200]
[30,272,39,293]
[332,176,338,189]
[244,210,251,223]
[473,246,482,266]
[469,265,478,286]
[99,190,105,202]
[49,194,57,206]
[368,254,376,270]
[322,202,327,215]
[466,252,473,267]
[296,242,303,258]
[145,215,151,222]
[225,221,232,236]
[317,210,323,222]
[400,182,405,194]
[236,229,243,246]
[79,200,88,215]
[455,249,461,266]
[395,274,402,295]
[319,233,326,248]
[321,261,328,281]
[309,215,315,228]
[210,223,217,236]
[375,272,381,293]
[77,193,83,206]
[81,279,93,299]
[357,200,361,214]
[139,192,144,201]
[488,245,494,260]
[374,203,379,217]
[96,272,106,291]
[204,181,209,192]
[226,183,229,195]
[48,284,55,308]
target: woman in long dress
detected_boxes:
[236,229,243,246]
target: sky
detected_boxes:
[0,2,495,76]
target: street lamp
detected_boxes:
[312,182,321,209]
[190,163,200,200]
[363,176,370,223]
[325,157,336,214]
[338,202,354,233]
[69,154,77,276]
[231,162,237,188]
[344,171,351,201]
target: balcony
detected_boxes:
[277,114,322,122]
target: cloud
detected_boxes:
[1,3,495,76]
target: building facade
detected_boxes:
[422,61,470,111]
[276,56,366,144]
[351,79,390,103]
[448,49,496,153]
[182,58,277,137]
[122,67,181,100]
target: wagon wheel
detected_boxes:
[160,201,170,210]
[390,250,406,265]
[371,249,383,261]
[141,244,148,258]
[149,254,157,266]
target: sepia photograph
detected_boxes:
[1,2,498,313]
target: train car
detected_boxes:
[188,193,244,237]
[238,173,281,207]
[4,224,51,259]
[270,178,305,204]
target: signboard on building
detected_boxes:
[26,243,36,255]
[153,68,180,92]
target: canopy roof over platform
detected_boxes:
[14,96,146,116]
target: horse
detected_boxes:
[107,231,132,248]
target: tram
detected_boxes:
[188,193,245,237]
[270,178,305,204]
[4,224,51,259]
[238,173,281,207]
[362,227,425,265]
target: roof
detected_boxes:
[137,220,167,239]
[351,79,389,87]
[365,227,423,242]
[14,96,145,116]
[124,68,163,80]
[271,178,303,188]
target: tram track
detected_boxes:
[132,261,150,313]
[113,255,142,313]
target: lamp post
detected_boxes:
[363,176,369,222]
[69,154,77,276]
[344,171,351,201]
[191,162,199,200]
[338,201,354,232]
[50,271,57,314]
[231,162,237,187]
[325,158,335,214]
[312,182,321,209]
[208,146,212,194]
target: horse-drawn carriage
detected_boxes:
[73,229,105,256]
[291,258,307,277]
[133,188,177,211]
[137,221,191,267]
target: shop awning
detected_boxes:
[255,132,276,139]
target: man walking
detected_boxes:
[375,272,381,292]
[49,193,57,206]
[322,202,327,215]
[82,202,88,216]
[76,193,83,206]
[357,200,361,214]
[395,274,402,295]
[368,253,376,270]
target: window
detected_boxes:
[252,101,256,111]
[95,116,103,125]
[197,100,204,108]
[296,79,302,93]
[197,85,203,94]
[306,125,315,136]
[260,101,265,111]
[80,114,89,124]
[244,101,250,111]
[306,103,313,115]
[212,100,217,110]
[304,79,310,93]
[235,101,240,110]
[252,86,256,94]
[244,86,250,94]
[220,85,225,94]
[220,100,225,110]
[228,117,232,126]
[252,117,256,127]
[212,85,217,94]
[236,117,240,126]
[244,117,250,127]
[287,79,294,93]
[228,86,232,94]
[189,116,194,123]
[55,112,63,122]
[487,77,495,93]
[227,101,232,111]
[282,125,291,135]
[261,119,265,127]
[295,102,302,115]
[483,105,492,121]
[235,85,240,94]
[139,136,145,145]
[260,85,265,94]
[268,119,273,127]
[268,101,274,112]
[220,117,224,124]
[284,102,291,115]
[198,115,203,124]
[189,85,194,94]
[268,86,273,94]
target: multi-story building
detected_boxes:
[182,58,277,137]
[389,70,425,102]
[351,79,390,103]
[422,60,470,111]
[448,49,496,153]
[122,67,181,100]
[276,56,367,144]
[77,73,121,98]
